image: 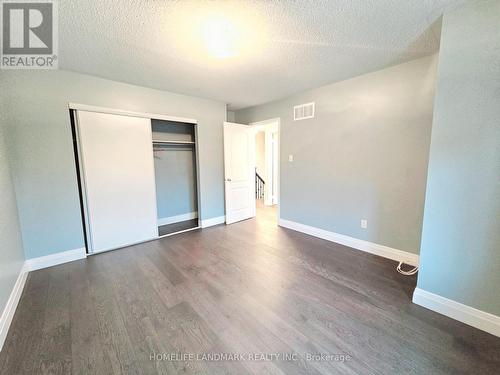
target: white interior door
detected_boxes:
[223,122,255,224]
[76,110,158,253]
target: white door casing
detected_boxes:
[76,110,158,253]
[271,131,279,205]
[223,122,255,224]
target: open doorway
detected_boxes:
[250,119,280,220]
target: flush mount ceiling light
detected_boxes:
[201,16,238,59]
[167,3,266,64]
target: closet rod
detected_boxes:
[152,140,195,145]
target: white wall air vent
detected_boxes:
[293,102,315,121]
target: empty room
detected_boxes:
[1,0,499,374]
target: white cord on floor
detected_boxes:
[397,261,419,275]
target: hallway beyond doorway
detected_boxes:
[256,198,277,225]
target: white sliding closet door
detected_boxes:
[77,111,158,253]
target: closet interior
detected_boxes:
[152,119,199,237]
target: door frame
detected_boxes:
[249,118,281,221]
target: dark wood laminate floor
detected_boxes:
[1,203,499,375]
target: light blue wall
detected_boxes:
[417,0,500,315]
[1,70,226,259]
[236,56,438,254]
[0,102,25,316]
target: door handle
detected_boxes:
[225,178,232,182]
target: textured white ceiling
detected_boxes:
[59,0,463,110]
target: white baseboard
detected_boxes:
[278,218,419,266]
[26,247,87,271]
[0,263,28,352]
[1,247,87,351]
[413,288,500,337]
[157,211,198,226]
[201,216,225,228]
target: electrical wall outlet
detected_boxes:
[361,219,368,229]
[288,154,294,162]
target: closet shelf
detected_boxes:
[152,139,195,145]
